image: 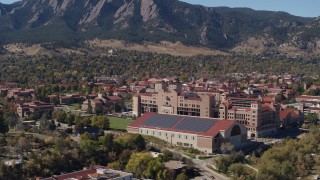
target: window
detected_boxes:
[192,136,195,140]
[178,135,181,138]
[159,132,162,136]
[140,130,143,133]
[185,135,188,139]
[146,130,148,134]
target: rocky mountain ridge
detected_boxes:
[0,0,319,56]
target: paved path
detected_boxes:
[197,163,230,180]
[167,148,229,180]
[245,164,258,172]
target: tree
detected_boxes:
[126,152,153,178]
[4,112,19,129]
[91,115,110,130]
[305,113,318,125]
[303,154,315,170]
[87,99,92,114]
[221,143,234,154]
[229,163,245,177]
[215,156,230,173]
[108,161,121,170]
[39,116,56,131]
[0,116,9,135]
[118,150,132,169]
[176,172,188,180]
[65,114,75,126]
[133,134,145,151]
[80,139,100,157]
[55,111,67,123]
[17,137,31,152]
[145,158,165,179]
[99,134,114,152]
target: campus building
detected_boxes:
[127,113,247,153]
[219,97,280,138]
[17,101,54,118]
[133,89,216,118]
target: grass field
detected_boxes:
[183,152,197,159]
[109,117,134,130]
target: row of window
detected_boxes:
[141,100,156,104]
[177,142,192,147]
[140,129,195,140]
[178,103,200,108]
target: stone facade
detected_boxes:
[219,98,279,138]
[133,89,216,118]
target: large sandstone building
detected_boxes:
[133,88,217,118]
[133,81,282,139]
[219,97,280,138]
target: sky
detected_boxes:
[0,0,319,18]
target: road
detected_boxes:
[195,163,229,180]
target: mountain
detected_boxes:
[0,0,320,55]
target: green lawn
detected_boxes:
[183,152,197,159]
[109,117,134,130]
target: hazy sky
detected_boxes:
[0,0,319,17]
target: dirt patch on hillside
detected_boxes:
[87,39,228,56]
[3,44,50,56]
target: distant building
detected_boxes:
[82,99,104,113]
[82,93,124,113]
[127,113,247,153]
[296,95,320,104]
[7,88,36,101]
[17,101,54,118]
[41,166,133,180]
[59,94,84,105]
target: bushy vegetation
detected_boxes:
[1,50,320,87]
[256,127,320,179]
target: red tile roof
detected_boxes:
[280,109,301,120]
[263,95,275,103]
[107,96,123,101]
[261,104,274,112]
[92,99,103,104]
